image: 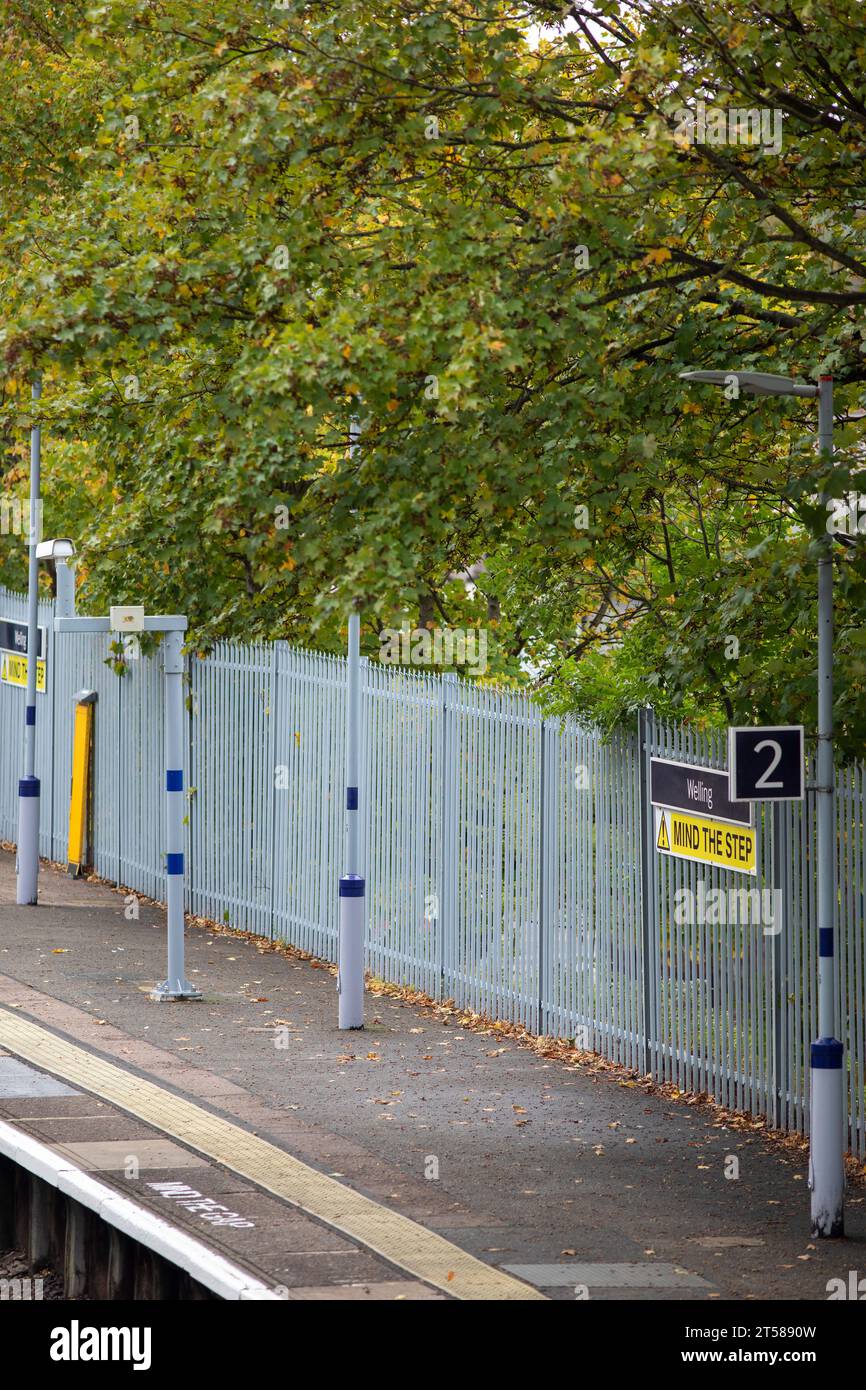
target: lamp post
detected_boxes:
[680,368,844,1237]
[16,375,43,905]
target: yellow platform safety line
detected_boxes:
[0,1008,545,1301]
[67,700,94,875]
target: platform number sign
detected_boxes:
[728,726,804,802]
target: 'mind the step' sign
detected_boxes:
[650,756,756,876]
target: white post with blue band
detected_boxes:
[810,374,845,1237]
[338,609,364,1029]
[54,610,202,1003]
[152,624,201,1002]
[16,375,42,906]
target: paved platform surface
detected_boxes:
[1,850,864,1300]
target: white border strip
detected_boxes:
[0,1118,281,1300]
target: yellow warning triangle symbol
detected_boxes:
[656,811,670,851]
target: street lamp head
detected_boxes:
[35,537,75,561]
[679,369,818,398]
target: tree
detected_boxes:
[0,1,864,749]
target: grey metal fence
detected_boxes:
[0,585,863,1156]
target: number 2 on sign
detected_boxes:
[753,740,784,790]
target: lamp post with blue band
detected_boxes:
[680,369,845,1237]
[338,608,365,1029]
[811,375,844,1237]
[16,374,43,906]
[54,608,202,1003]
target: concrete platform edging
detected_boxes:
[0,1119,281,1300]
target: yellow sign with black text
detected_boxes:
[655,807,756,876]
[0,652,46,694]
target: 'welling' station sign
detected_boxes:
[649,757,752,827]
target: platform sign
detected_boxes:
[0,617,47,694]
[728,726,804,802]
[650,757,752,826]
[0,617,45,659]
[0,651,46,693]
[655,807,756,876]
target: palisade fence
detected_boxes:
[0,584,864,1157]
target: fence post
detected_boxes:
[115,657,123,887]
[46,597,55,865]
[359,655,370,892]
[265,643,280,941]
[52,571,74,865]
[186,651,194,922]
[438,673,458,1000]
[638,706,656,1077]
[537,718,547,1037]
[771,801,789,1131]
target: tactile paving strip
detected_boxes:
[0,1008,544,1301]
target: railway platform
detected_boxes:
[0,850,861,1302]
